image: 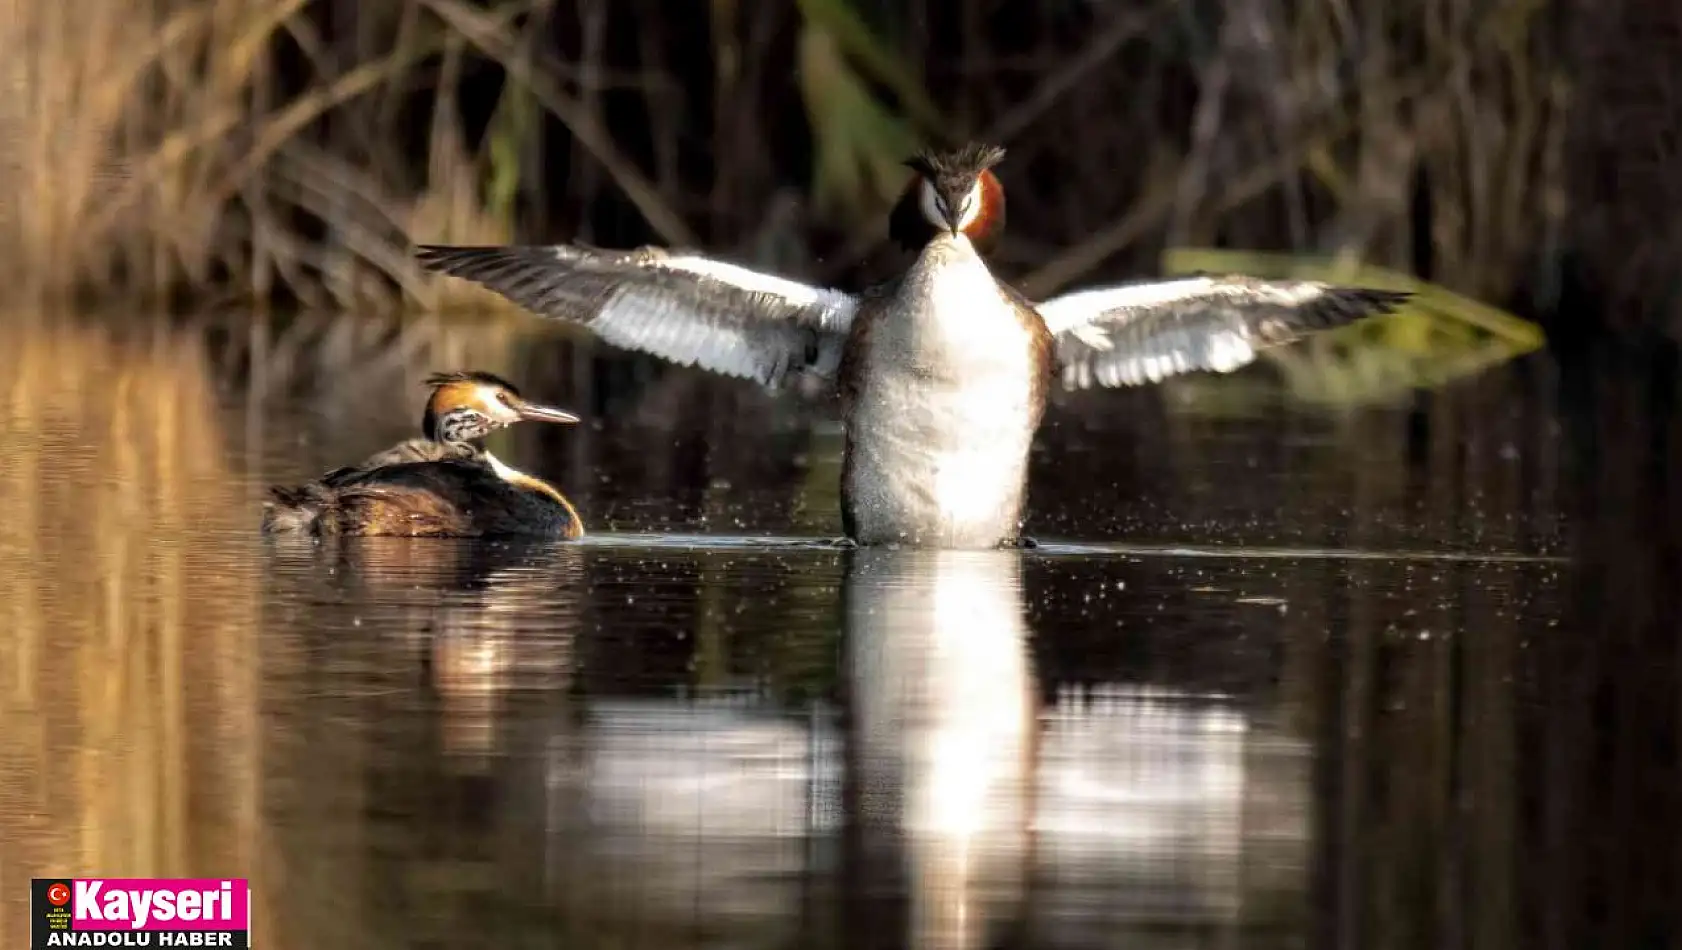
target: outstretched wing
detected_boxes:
[417,244,859,389]
[1036,275,1410,389]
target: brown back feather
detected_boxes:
[262,455,582,539]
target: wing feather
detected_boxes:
[417,244,858,388]
[1037,276,1410,389]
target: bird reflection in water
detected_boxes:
[540,548,1307,950]
[840,548,1038,950]
[270,535,584,766]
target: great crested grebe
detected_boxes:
[415,143,1410,549]
[261,371,586,539]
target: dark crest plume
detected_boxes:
[889,142,1008,252]
[424,370,521,395]
[903,142,1007,184]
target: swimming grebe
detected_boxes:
[261,371,586,539]
[415,143,1409,549]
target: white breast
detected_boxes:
[845,235,1043,548]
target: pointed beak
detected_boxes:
[512,400,581,425]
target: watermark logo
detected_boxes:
[31,879,250,948]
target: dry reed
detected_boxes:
[0,0,1594,331]
[0,0,530,312]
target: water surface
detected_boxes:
[1,310,1673,949]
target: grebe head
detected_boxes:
[421,371,580,445]
[888,142,1007,253]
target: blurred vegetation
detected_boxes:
[0,0,1651,345]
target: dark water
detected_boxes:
[0,310,1676,949]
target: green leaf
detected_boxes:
[1158,247,1546,409]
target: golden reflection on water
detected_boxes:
[0,314,267,945]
